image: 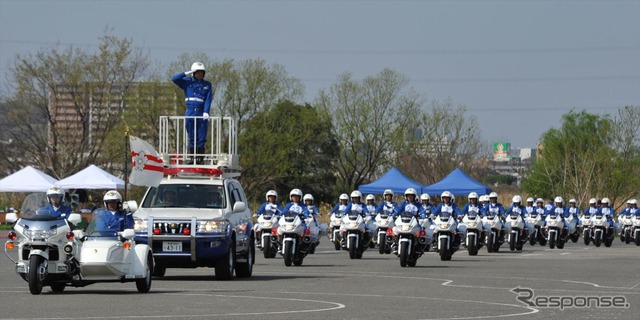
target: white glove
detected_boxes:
[184,70,194,76]
[202,112,210,120]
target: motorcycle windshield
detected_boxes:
[83,211,124,238]
[440,212,452,220]
[347,211,361,220]
[467,212,478,219]
[399,211,414,223]
[20,209,65,222]
[510,213,520,219]
[282,211,298,222]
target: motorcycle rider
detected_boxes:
[566,199,581,228]
[344,190,369,217]
[505,195,529,233]
[365,194,378,217]
[547,196,570,238]
[396,188,421,218]
[172,62,213,164]
[282,189,311,220]
[419,193,434,219]
[377,189,399,216]
[95,190,134,232]
[583,198,599,217]
[534,198,547,219]
[525,197,535,215]
[461,192,482,217]
[304,193,321,224]
[329,193,350,215]
[482,192,506,239]
[254,190,283,218]
[596,197,616,237]
[41,186,72,219]
[433,191,461,245]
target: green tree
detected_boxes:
[522,110,617,206]
[316,69,422,192]
[238,100,338,203]
[0,32,149,178]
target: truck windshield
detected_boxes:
[141,184,225,209]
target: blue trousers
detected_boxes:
[185,106,207,148]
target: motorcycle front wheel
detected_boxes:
[378,234,386,254]
[399,241,409,267]
[348,237,357,259]
[583,229,591,246]
[28,255,46,295]
[283,241,293,266]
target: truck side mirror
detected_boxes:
[233,202,246,213]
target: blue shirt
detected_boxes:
[595,206,615,219]
[396,200,421,217]
[40,204,72,219]
[95,209,134,232]
[172,72,213,114]
[482,203,506,217]
[461,203,482,217]
[282,202,310,218]
[433,203,461,218]
[419,203,435,218]
[376,201,399,216]
[329,202,348,215]
[256,202,282,216]
[344,202,369,216]
[505,204,527,218]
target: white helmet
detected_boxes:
[441,191,453,200]
[554,196,564,204]
[512,195,522,203]
[103,190,122,207]
[536,198,544,204]
[339,193,349,201]
[526,197,534,203]
[481,195,489,202]
[569,199,576,204]
[265,190,278,201]
[303,193,314,202]
[350,190,362,199]
[629,199,637,205]
[46,186,65,205]
[289,188,303,200]
[489,192,498,199]
[589,198,597,205]
[420,193,431,201]
[468,192,478,199]
[404,188,418,197]
[601,197,610,205]
[383,189,394,197]
[191,62,205,73]
[366,194,375,202]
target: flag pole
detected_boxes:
[124,124,130,201]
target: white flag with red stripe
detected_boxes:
[129,136,164,187]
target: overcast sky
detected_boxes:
[1,0,638,148]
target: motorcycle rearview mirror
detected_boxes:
[121,229,136,240]
[123,200,138,213]
[67,213,82,225]
[5,213,18,224]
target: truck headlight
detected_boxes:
[134,219,148,232]
[197,220,229,233]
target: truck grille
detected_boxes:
[154,222,192,235]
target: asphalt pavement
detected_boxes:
[0,233,638,320]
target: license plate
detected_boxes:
[162,241,182,252]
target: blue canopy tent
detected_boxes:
[422,168,492,196]
[358,167,424,194]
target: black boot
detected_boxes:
[187,148,195,164]
[196,147,206,165]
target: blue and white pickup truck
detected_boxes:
[130,116,254,280]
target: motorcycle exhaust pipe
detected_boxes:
[63,244,74,254]
[270,234,278,242]
[302,235,312,243]
[418,236,427,245]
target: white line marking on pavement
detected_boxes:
[282,290,539,319]
[0,295,345,320]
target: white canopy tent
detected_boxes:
[56,165,126,190]
[0,166,59,192]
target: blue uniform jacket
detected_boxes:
[482,203,506,218]
[40,204,72,219]
[376,201,399,216]
[344,202,369,216]
[396,200,421,217]
[461,203,482,216]
[433,203,461,218]
[256,202,282,216]
[329,203,348,215]
[172,72,213,114]
[565,206,581,219]
[282,202,310,218]
[505,204,527,218]
[95,209,134,232]
[595,206,615,219]
[582,206,598,217]
[419,203,435,218]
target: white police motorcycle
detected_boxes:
[629,214,640,246]
[340,211,370,259]
[590,212,614,248]
[374,209,395,254]
[458,208,484,255]
[526,209,546,246]
[504,210,527,251]
[276,210,312,266]
[390,211,429,267]
[545,210,566,249]
[432,211,458,261]
[254,205,280,259]
[482,213,503,252]
[328,211,345,250]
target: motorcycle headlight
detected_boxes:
[468,222,476,227]
[263,222,273,228]
[596,219,602,224]
[634,220,640,226]
[335,220,342,225]
[134,219,147,232]
[549,221,557,226]
[511,221,518,227]
[285,225,294,231]
[197,220,230,233]
[24,227,57,239]
[401,225,410,231]
[349,222,358,228]
[440,223,449,229]
[378,221,388,227]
